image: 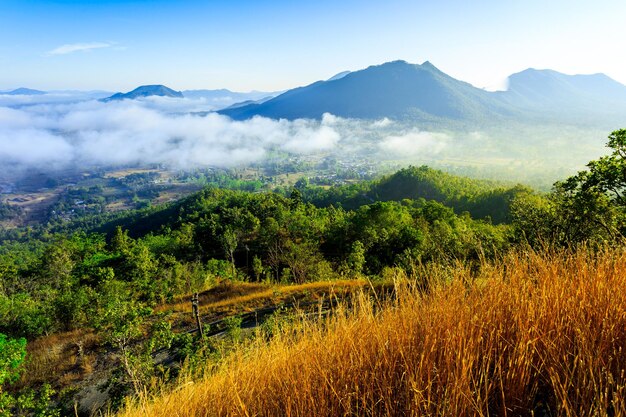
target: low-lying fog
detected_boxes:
[0,93,611,188]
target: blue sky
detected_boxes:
[1,0,625,92]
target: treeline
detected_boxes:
[296,165,533,224]
[0,187,509,339]
[0,201,23,222]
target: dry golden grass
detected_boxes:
[200,279,367,312]
[18,330,100,389]
[159,279,368,315]
[118,247,626,417]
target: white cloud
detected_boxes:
[0,97,451,174]
[0,128,74,167]
[0,100,348,171]
[371,117,393,128]
[46,42,114,56]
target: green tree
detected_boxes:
[111,226,132,254]
[252,255,264,281]
[554,129,626,243]
[0,333,26,386]
[570,129,626,206]
[221,228,239,278]
[345,240,365,276]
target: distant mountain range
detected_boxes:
[182,88,275,101]
[6,61,626,127]
[0,88,114,106]
[503,68,626,109]
[219,60,626,127]
[100,85,277,108]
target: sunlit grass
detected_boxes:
[118,247,626,417]
[158,279,368,315]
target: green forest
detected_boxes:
[1,130,625,416]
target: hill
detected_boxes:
[103,85,184,101]
[1,87,46,95]
[181,88,278,110]
[301,165,530,224]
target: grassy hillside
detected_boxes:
[117,246,626,417]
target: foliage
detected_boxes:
[0,165,523,340]
[0,334,59,417]
[512,129,626,247]
[0,333,26,387]
[0,202,22,222]
[300,165,529,223]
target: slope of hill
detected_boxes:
[104,85,184,101]
[181,89,278,110]
[117,247,626,417]
[326,70,351,81]
[2,152,625,416]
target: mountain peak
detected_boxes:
[103,85,184,101]
[220,59,500,121]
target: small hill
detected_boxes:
[222,95,276,110]
[2,87,46,95]
[302,165,528,223]
[103,85,184,101]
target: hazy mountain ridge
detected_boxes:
[182,88,276,101]
[219,60,626,127]
[7,61,626,126]
[0,87,47,95]
[506,68,626,104]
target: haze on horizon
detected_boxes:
[1,0,626,92]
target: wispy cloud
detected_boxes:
[46,42,114,56]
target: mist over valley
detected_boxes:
[1,60,621,190]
